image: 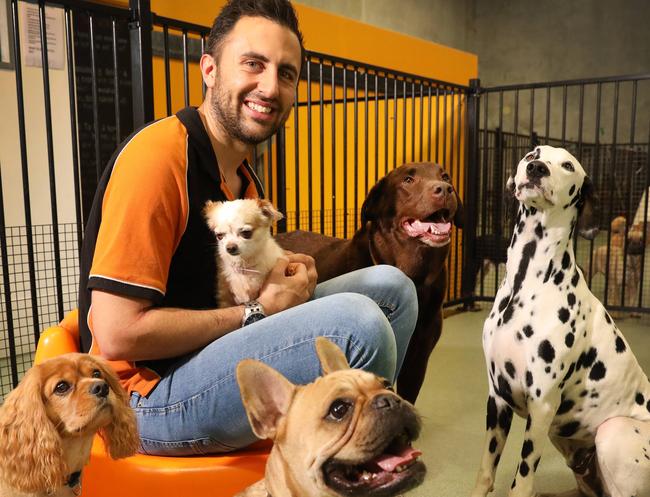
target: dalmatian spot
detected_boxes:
[562,363,576,383]
[499,407,513,433]
[577,347,598,371]
[589,361,607,381]
[646,400,650,413]
[526,371,534,387]
[565,333,575,348]
[530,207,537,215]
[497,375,515,407]
[486,396,498,429]
[571,270,580,287]
[516,332,523,341]
[505,361,516,379]
[526,415,531,430]
[538,340,556,363]
[545,366,551,374]
[533,457,541,471]
[554,271,565,285]
[558,307,570,323]
[544,261,554,283]
[561,251,571,270]
[511,478,516,490]
[519,461,530,477]
[523,325,534,338]
[636,393,645,405]
[498,318,503,326]
[491,361,496,374]
[489,436,498,453]
[580,390,589,397]
[590,392,599,399]
[498,296,509,313]
[569,184,576,196]
[604,311,612,324]
[503,304,515,324]
[511,233,518,248]
[512,241,537,296]
[536,388,541,397]
[521,439,534,458]
[567,293,576,307]
[557,421,581,437]
[493,454,501,468]
[557,398,575,415]
[517,221,525,234]
[535,223,544,238]
[615,336,626,353]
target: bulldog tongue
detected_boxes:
[374,447,422,472]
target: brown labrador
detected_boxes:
[277,162,463,403]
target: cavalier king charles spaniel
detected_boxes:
[0,353,139,497]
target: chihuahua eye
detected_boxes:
[402,176,415,184]
[327,399,352,420]
[442,173,451,182]
[239,229,253,240]
[92,369,102,378]
[215,233,225,241]
[561,161,575,172]
[54,381,71,395]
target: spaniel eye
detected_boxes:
[327,399,352,420]
[382,379,395,392]
[562,161,575,172]
[239,229,253,240]
[92,369,102,378]
[54,381,71,395]
[403,176,415,184]
[215,233,225,241]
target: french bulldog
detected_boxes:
[235,337,426,497]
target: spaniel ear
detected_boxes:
[94,358,140,459]
[0,366,67,493]
[577,176,599,240]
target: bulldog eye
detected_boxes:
[382,379,395,392]
[562,161,575,172]
[54,381,71,395]
[524,152,536,162]
[92,369,102,378]
[239,229,253,239]
[327,399,352,420]
[402,176,415,184]
[215,233,225,241]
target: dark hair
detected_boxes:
[206,0,305,65]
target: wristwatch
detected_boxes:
[242,300,266,327]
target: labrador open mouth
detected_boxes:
[323,432,426,497]
[401,208,452,247]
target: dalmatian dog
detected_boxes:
[471,145,650,497]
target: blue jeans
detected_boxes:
[130,265,418,455]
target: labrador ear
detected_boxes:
[361,176,393,225]
[577,176,599,240]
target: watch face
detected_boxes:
[244,313,266,326]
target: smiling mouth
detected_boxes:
[245,100,273,114]
[323,432,425,496]
[401,209,452,246]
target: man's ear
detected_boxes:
[315,337,350,375]
[199,53,217,88]
[236,360,296,440]
[577,176,599,240]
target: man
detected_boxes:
[78,0,418,456]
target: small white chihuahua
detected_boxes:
[203,199,285,307]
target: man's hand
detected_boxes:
[258,253,318,315]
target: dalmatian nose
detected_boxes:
[526,160,550,179]
[226,243,240,255]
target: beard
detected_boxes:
[210,80,292,145]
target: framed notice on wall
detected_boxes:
[19,1,64,69]
[0,0,14,69]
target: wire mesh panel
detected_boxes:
[469,75,650,314]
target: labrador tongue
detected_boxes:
[403,220,451,237]
[374,447,422,472]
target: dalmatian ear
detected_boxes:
[577,176,599,240]
[506,176,516,196]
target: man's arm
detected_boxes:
[91,254,317,361]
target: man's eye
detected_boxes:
[245,60,262,70]
[240,229,253,240]
[54,381,71,395]
[215,233,224,241]
[280,70,295,82]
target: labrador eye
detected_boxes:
[240,229,253,240]
[92,369,102,378]
[215,233,225,241]
[403,176,415,184]
[327,399,352,420]
[54,381,71,395]
[562,161,575,172]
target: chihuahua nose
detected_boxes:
[226,243,239,255]
[372,393,401,410]
[90,381,109,398]
[433,182,453,197]
[526,160,550,179]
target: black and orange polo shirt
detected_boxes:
[78,106,263,396]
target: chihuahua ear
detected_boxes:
[315,337,350,375]
[236,359,296,440]
[257,199,284,223]
[203,200,223,231]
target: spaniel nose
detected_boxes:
[226,243,239,255]
[90,381,109,398]
[372,393,401,410]
[433,182,454,197]
[526,160,550,179]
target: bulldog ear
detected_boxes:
[236,360,296,440]
[257,199,284,222]
[577,176,599,240]
[315,337,350,374]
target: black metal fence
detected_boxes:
[1,0,648,400]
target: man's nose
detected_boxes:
[257,69,280,99]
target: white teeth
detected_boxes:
[361,471,372,481]
[395,465,405,473]
[246,101,272,114]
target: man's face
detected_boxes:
[208,16,302,145]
